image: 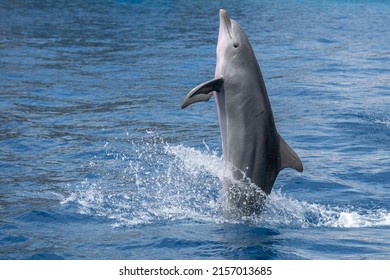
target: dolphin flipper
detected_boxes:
[181,77,224,109]
[278,133,303,173]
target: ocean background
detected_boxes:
[1,0,389,259]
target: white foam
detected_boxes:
[60,140,390,229]
[262,190,390,228]
[330,209,390,228]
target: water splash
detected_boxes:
[262,190,390,228]
[61,133,224,227]
[61,133,390,229]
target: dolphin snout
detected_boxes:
[219,9,232,39]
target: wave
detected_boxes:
[60,133,390,229]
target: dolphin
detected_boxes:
[181,9,303,216]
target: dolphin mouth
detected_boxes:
[219,9,232,39]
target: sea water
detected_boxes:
[1,0,390,259]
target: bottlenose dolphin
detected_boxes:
[182,9,303,216]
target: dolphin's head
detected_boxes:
[216,9,255,79]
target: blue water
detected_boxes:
[1,0,390,260]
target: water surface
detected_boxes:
[1,0,390,259]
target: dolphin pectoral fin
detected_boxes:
[278,133,303,173]
[181,91,213,109]
[181,77,224,109]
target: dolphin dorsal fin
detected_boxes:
[278,133,303,173]
[181,77,224,109]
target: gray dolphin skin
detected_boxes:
[182,9,303,216]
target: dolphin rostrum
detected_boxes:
[182,9,303,216]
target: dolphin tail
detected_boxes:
[278,133,303,173]
[181,77,224,109]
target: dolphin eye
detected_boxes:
[233,42,239,48]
